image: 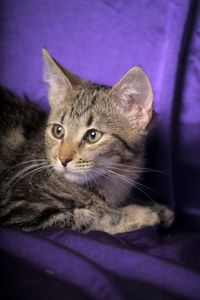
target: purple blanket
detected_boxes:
[0,0,200,299]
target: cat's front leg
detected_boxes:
[150,202,174,228]
[73,204,164,234]
[103,205,161,234]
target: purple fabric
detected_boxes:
[1,227,200,300]
[0,0,200,299]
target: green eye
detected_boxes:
[52,124,65,139]
[85,129,103,144]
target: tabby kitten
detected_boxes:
[0,49,174,234]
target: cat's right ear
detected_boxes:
[43,48,72,108]
[109,66,153,129]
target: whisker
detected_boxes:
[131,184,154,202]
[107,167,159,195]
[1,164,40,198]
[93,166,158,203]
[1,162,49,199]
[29,165,53,191]
[17,164,49,184]
[107,169,155,202]
[107,170,133,185]
[87,172,99,187]
[93,168,116,184]
[105,162,164,173]
[93,169,126,189]
[133,180,160,195]
[0,159,49,180]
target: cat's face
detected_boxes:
[43,49,153,184]
[45,84,141,183]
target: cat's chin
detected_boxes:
[63,172,89,184]
[54,164,95,184]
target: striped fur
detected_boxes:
[0,54,174,233]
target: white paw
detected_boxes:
[152,204,174,228]
[122,205,160,231]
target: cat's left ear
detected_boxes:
[43,48,73,108]
[109,66,153,129]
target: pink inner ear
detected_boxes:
[111,67,153,114]
[121,90,152,114]
[110,66,153,128]
[122,95,138,113]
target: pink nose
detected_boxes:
[60,158,72,167]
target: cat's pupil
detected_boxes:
[90,131,96,139]
[52,124,64,139]
[85,129,103,143]
[57,126,62,134]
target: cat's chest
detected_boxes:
[98,159,143,207]
[99,174,135,207]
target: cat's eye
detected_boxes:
[84,129,103,144]
[52,124,65,139]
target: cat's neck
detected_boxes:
[99,175,132,207]
[97,167,141,207]
[96,155,144,207]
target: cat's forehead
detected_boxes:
[62,84,111,123]
[49,84,111,129]
[69,84,110,117]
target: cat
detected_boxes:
[0,49,174,234]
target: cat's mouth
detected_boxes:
[54,156,135,185]
[64,171,90,184]
[54,163,98,184]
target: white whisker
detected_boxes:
[0,159,49,180]
[1,162,49,199]
[107,169,154,202]
[93,168,116,184]
[29,164,53,191]
[87,172,99,187]
[105,162,164,173]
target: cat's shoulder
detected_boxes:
[0,87,23,109]
[0,87,47,134]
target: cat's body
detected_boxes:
[0,50,174,233]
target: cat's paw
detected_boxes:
[121,205,160,232]
[152,203,174,228]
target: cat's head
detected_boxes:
[43,49,153,184]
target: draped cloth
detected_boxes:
[0,1,200,299]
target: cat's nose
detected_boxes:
[59,142,75,167]
[60,158,72,168]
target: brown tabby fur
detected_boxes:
[0,50,174,233]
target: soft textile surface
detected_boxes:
[0,0,200,299]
